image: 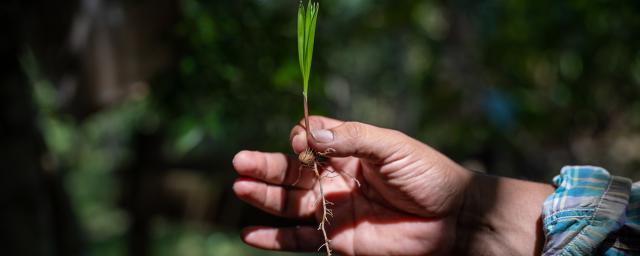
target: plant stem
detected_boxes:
[303,95,311,136]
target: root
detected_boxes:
[299,147,360,256]
[319,164,361,188]
[292,165,303,186]
[321,171,360,187]
[336,169,361,187]
[314,162,332,256]
[317,147,361,188]
[317,147,336,156]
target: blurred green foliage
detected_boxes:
[175,0,640,179]
[24,0,640,255]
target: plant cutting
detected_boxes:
[295,1,359,255]
[296,1,331,254]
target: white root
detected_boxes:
[299,147,361,256]
[314,161,332,256]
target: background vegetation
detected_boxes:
[2,0,640,255]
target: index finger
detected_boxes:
[233,150,316,189]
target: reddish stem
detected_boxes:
[304,95,311,137]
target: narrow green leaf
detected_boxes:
[305,3,318,85]
[297,2,305,81]
[304,0,312,61]
[296,1,319,98]
[303,1,313,97]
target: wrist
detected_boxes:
[455,171,554,255]
[455,172,503,255]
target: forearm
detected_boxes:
[455,171,554,255]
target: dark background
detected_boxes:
[2,0,640,255]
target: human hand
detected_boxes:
[232,116,473,255]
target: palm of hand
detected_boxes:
[311,155,457,255]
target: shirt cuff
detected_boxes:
[541,166,632,256]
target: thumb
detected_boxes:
[308,121,407,162]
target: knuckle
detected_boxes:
[387,128,408,140]
[384,128,415,151]
[342,121,367,140]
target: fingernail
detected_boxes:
[312,129,334,143]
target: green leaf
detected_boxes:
[305,3,318,91]
[297,1,319,98]
[297,3,305,80]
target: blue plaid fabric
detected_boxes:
[542,166,640,255]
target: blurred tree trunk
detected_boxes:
[0,1,83,255]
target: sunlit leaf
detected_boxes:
[297,1,319,98]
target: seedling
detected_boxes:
[295,2,359,255]
[296,1,334,255]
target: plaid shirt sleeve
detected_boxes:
[541,166,640,255]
